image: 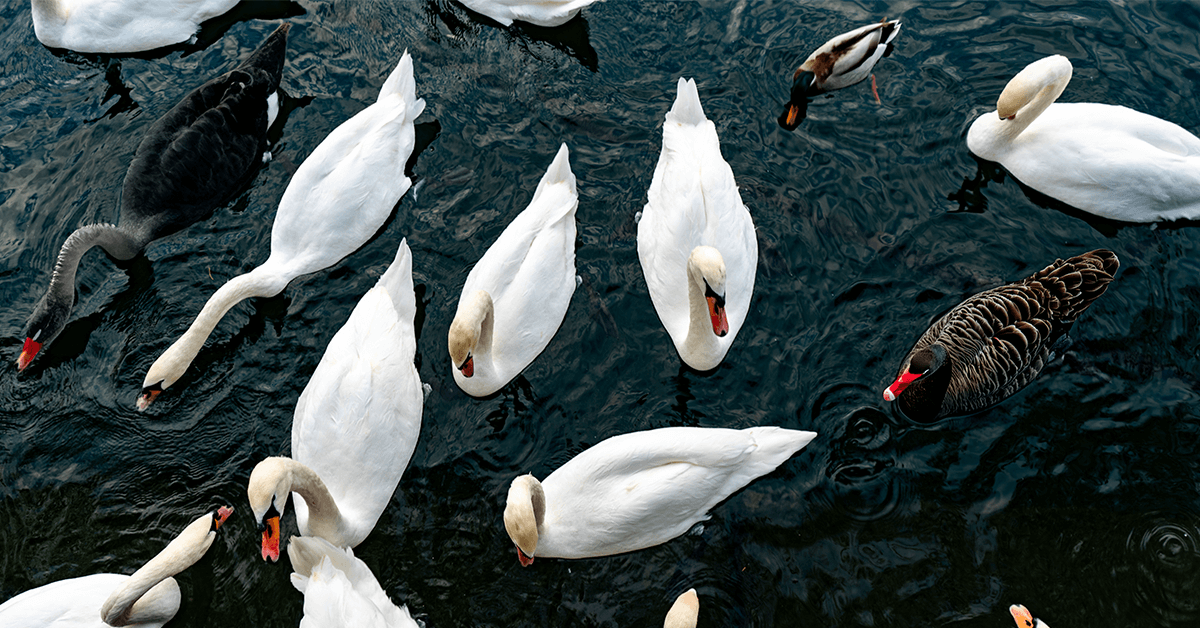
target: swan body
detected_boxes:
[247,239,423,561]
[884,250,1119,422]
[966,55,1200,222]
[30,0,241,53]
[663,589,699,628]
[1010,604,1049,628]
[0,507,232,628]
[502,426,817,564]
[287,536,419,628]
[18,24,289,372]
[780,19,901,129]
[455,0,601,27]
[448,143,577,397]
[139,52,425,409]
[637,77,757,371]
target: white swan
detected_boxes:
[138,52,425,410]
[664,589,699,628]
[30,0,240,53]
[0,506,232,628]
[287,535,420,628]
[780,18,901,129]
[966,54,1200,222]
[637,77,757,371]
[247,239,422,561]
[502,426,817,565]
[455,0,601,27]
[448,143,577,397]
[1010,604,1049,628]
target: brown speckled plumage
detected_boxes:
[889,249,1119,421]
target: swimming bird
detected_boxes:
[664,589,699,628]
[30,0,241,53]
[1010,604,1049,628]
[779,18,901,130]
[0,506,232,628]
[287,535,420,628]
[966,55,1200,222]
[638,77,757,371]
[17,23,289,372]
[502,426,817,565]
[454,0,601,27]
[448,143,577,397]
[247,239,422,562]
[883,249,1119,422]
[137,51,425,410]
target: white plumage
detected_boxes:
[288,536,420,628]
[502,426,816,563]
[30,0,240,53]
[448,143,577,397]
[967,54,1200,222]
[455,0,602,27]
[638,77,757,371]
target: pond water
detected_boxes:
[2,1,1200,627]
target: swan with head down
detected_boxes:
[966,54,1200,222]
[0,506,232,628]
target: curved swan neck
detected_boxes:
[996,56,1072,140]
[30,0,67,25]
[455,289,496,366]
[283,459,349,543]
[44,224,141,303]
[682,248,726,366]
[99,514,215,626]
[142,265,289,392]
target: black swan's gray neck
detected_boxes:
[45,223,143,300]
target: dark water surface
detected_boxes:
[3,1,1200,626]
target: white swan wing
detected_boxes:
[267,53,424,279]
[0,574,137,628]
[455,0,601,26]
[289,537,419,628]
[983,103,1200,222]
[461,144,578,383]
[538,426,816,558]
[31,0,239,53]
[292,243,423,545]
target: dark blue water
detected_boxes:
[3,1,1200,626]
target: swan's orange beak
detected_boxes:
[261,515,280,562]
[883,369,922,401]
[17,337,42,371]
[1009,605,1034,628]
[136,384,162,412]
[459,355,474,378]
[517,546,534,567]
[213,506,233,531]
[706,295,728,337]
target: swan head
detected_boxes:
[1010,604,1049,628]
[247,457,293,563]
[503,474,545,567]
[137,344,190,411]
[17,292,70,371]
[883,344,945,401]
[448,290,493,378]
[996,55,1073,120]
[686,246,729,337]
[664,589,700,628]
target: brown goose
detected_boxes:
[883,249,1119,421]
[779,18,901,130]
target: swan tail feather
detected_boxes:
[666,77,708,127]
[375,238,416,322]
[378,51,427,120]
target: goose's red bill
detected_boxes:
[707,296,728,337]
[261,515,280,562]
[17,337,41,371]
[883,369,922,401]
